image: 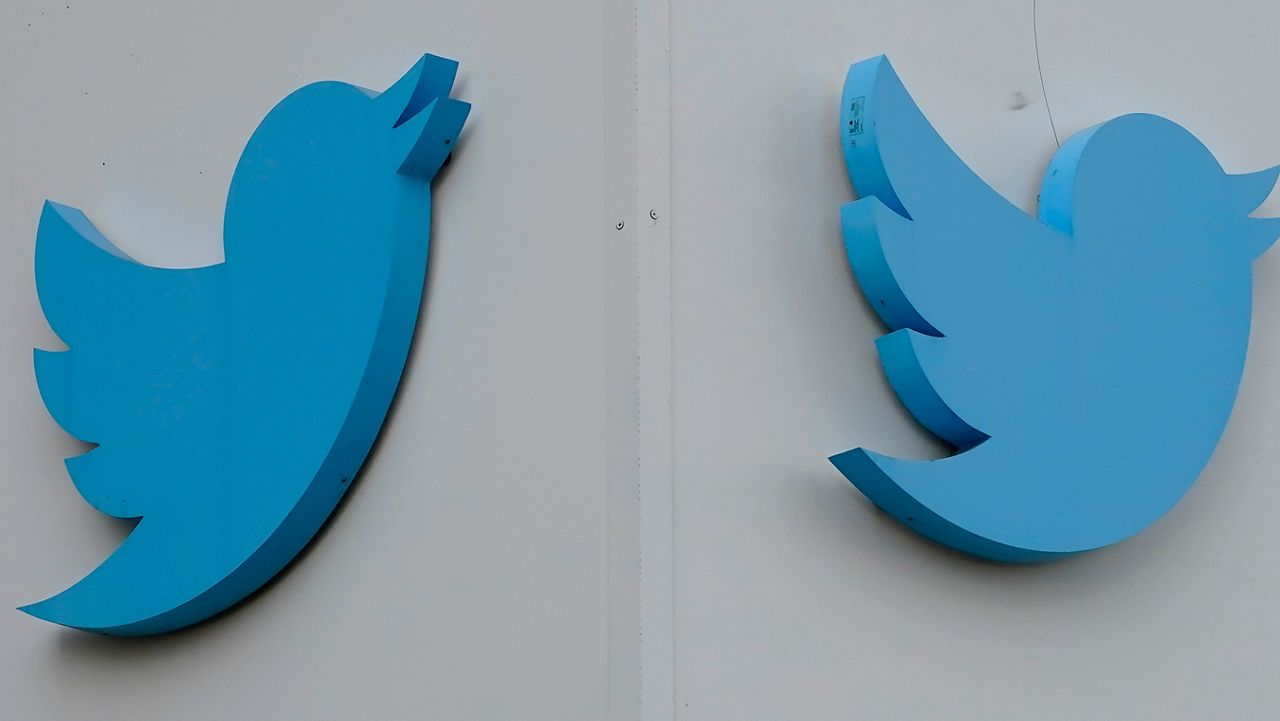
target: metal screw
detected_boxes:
[616,221,625,230]
[649,209,658,221]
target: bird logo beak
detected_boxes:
[376,54,471,181]
[1229,166,1280,259]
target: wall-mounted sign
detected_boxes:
[23,53,469,634]
[831,55,1280,562]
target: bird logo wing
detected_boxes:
[838,54,1068,449]
[832,56,1093,562]
[33,201,223,521]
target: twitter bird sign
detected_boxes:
[831,55,1280,563]
[24,54,469,634]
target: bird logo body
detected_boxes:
[24,54,469,634]
[831,55,1280,562]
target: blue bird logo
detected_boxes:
[830,56,1280,562]
[23,54,469,634]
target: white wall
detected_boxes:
[2,1,1278,719]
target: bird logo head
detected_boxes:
[220,54,470,270]
[1038,113,1280,259]
[223,55,470,252]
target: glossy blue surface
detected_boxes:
[24,54,469,634]
[831,55,1280,562]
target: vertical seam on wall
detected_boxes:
[636,0,676,718]
[634,2,644,712]
[604,0,643,716]
[605,0,676,716]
